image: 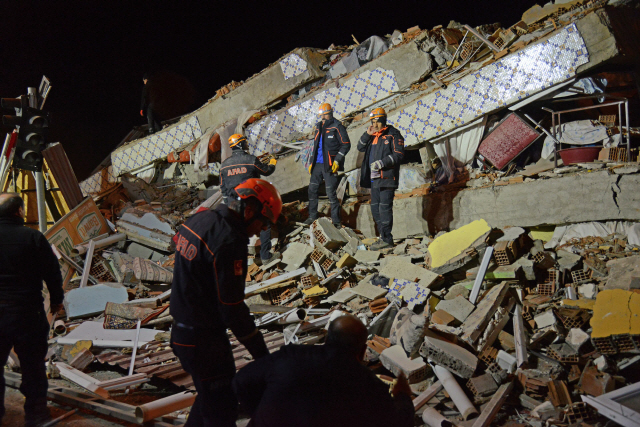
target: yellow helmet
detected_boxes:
[229,134,247,148]
[369,107,387,120]
[318,103,333,116]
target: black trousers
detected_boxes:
[370,181,395,244]
[0,304,50,421]
[147,106,163,134]
[171,324,237,427]
[308,163,341,224]
[259,226,272,261]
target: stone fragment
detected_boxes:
[354,249,381,263]
[605,255,640,290]
[498,331,516,352]
[594,355,609,371]
[566,328,590,353]
[444,283,471,300]
[389,308,427,356]
[578,283,598,299]
[420,331,478,379]
[512,257,536,281]
[327,288,356,304]
[350,281,387,301]
[336,253,357,269]
[393,243,407,255]
[556,249,582,273]
[435,296,474,323]
[380,345,428,384]
[496,350,516,374]
[534,310,556,329]
[531,401,559,421]
[280,242,313,271]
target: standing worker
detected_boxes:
[304,103,350,227]
[170,179,282,426]
[140,73,163,134]
[0,193,64,427]
[357,108,404,250]
[220,134,279,264]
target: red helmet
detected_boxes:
[234,178,282,224]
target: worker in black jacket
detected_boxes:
[220,134,278,264]
[170,179,282,427]
[357,107,405,250]
[140,73,163,134]
[233,315,415,427]
[0,193,64,427]
[304,103,350,227]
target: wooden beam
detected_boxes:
[413,381,443,410]
[472,381,514,427]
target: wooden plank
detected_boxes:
[513,304,529,367]
[413,381,443,410]
[472,381,514,427]
[244,268,306,296]
[55,362,109,399]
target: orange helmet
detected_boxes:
[234,178,283,224]
[369,107,386,120]
[229,134,247,148]
[317,103,333,116]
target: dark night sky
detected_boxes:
[1,0,539,181]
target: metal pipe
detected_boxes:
[41,409,77,427]
[422,406,453,427]
[276,308,307,325]
[432,365,478,420]
[54,320,66,336]
[79,240,96,288]
[463,25,500,52]
[134,391,196,423]
[74,233,126,255]
[625,99,631,161]
[0,134,10,178]
[35,171,48,233]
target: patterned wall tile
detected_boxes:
[388,24,589,146]
[245,67,399,155]
[112,117,202,175]
[79,165,119,196]
[279,54,308,80]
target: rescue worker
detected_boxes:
[140,73,163,134]
[233,315,415,427]
[220,134,278,264]
[357,108,405,250]
[170,178,282,427]
[304,103,350,227]
[0,193,64,427]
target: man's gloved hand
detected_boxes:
[308,165,312,174]
[331,160,340,173]
[50,304,64,314]
[140,110,144,117]
[239,329,269,360]
[269,158,277,166]
[370,160,384,171]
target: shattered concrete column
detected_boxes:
[432,364,478,420]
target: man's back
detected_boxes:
[234,343,414,427]
[0,217,63,306]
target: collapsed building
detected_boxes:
[3,0,640,425]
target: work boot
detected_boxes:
[25,406,51,427]
[370,239,392,250]
[261,252,281,265]
[332,221,342,229]
[303,217,316,226]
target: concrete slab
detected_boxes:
[64,284,128,319]
[327,288,356,304]
[354,250,381,263]
[604,255,640,290]
[380,345,428,384]
[427,219,491,269]
[350,282,387,301]
[420,331,478,379]
[280,242,313,272]
[378,257,440,289]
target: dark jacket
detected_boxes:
[357,125,405,189]
[0,217,63,307]
[310,117,351,172]
[219,147,275,198]
[233,343,414,427]
[169,205,259,341]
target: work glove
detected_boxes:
[331,160,340,173]
[370,160,384,171]
[269,158,277,166]
[239,329,269,359]
[140,110,144,117]
[308,165,312,174]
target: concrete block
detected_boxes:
[64,284,129,319]
[389,308,427,356]
[420,331,478,379]
[496,350,517,374]
[280,242,313,272]
[496,226,526,242]
[354,250,381,263]
[484,264,523,280]
[435,296,475,323]
[512,257,536,281]
[531,401,559,421]
[578,283,598,299]
[327,288,356,304]
[312,218,348,249]
[378,257,440,289]
[336,253,357,269]
[444,283,471,300]
[380,345,429,384]
[556,249,582,273]
[498,331,516,352]
[393,243,407,255]
[467,373,499,397]
[567,328,590,353]
[605,255,640,290]
[534,310,556,329]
